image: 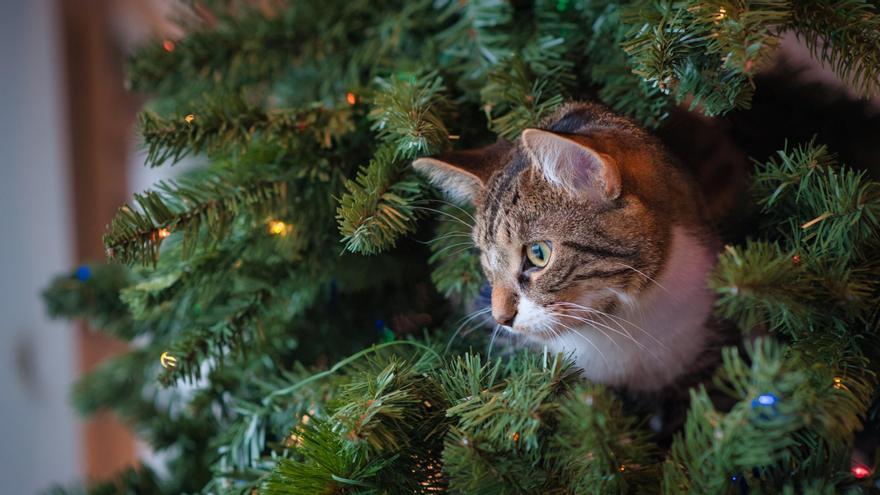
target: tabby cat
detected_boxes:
[413,103,722,392]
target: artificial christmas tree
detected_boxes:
[44,1,880,493]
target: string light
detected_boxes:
[715,7,727,21]
[852,463,871,479]
[346,92,357,105]
[285,431,304,448]
[792,254,801,265]
[160,351,178,369]
[751,392,779,419]
[158,228,171,239]
[512,432,520,442]
[833,377,845,390]
[163,39,175,52]
[268,220,290,235]
[184,114,195,124]
[619,465,626,472]
[75,265,92,282]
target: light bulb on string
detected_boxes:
[160,351,178,369]
[852,463,871,479]
[268,220,290,236]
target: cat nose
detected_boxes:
[493,310,517,327]
[491,285,518,327]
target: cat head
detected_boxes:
[413,103,706,341]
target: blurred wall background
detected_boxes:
[0,0,179,491]
[0,0,80,492]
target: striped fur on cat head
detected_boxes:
[414,102,719,391]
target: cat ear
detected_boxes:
[521,128,621,201]
[412,140,512,204]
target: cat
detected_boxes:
[413,102,724,393]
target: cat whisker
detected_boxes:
[553,311,647,353]
[446,245,480,259]
[487,324,502,360]
[552,302,637,345]
[617,263,670,295]
[412,205,474,229]
[548,311,627,354]
[415,231,474,246]
[421,198,477,224]
[429,241,478,258]
[549,312,619,350]
[549,318,610,368]
[445,307,493,354]
[553,310,665,365]
[586,306,665,350]
[552,301,669,351]
[534,319,556,340]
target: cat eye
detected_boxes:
[525,241,552,268]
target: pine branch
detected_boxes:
[577,1,671,127]
[158,288,270,385]
[369,72,452,159]
[716,140,880,345]
[481,55,567,140]
[130,1,422,96]
[261,345,447,494]
[139,100,354,167]
[753,139,880,261]
[477,1,581,137]
[663,339,873,493]
[260,421,388,495]
[336,146,426,255]
[789,0,880,97]
[710,241,823,337]
[128,4,300,94]
[440,352,581,492]
[104,167,288,265]
[42,262,138,339]
[550,384,662,493]
[435,0,516,93]
[620,1,880,115]
[427,204,484,302]
[331,360,440,454]
[622,1,787,116]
